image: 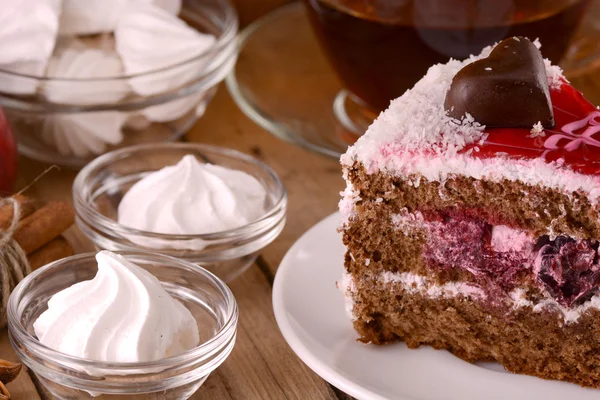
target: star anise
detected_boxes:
[0,359,22,400]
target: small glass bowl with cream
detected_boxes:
[73,143,287,281]
[8,251,238,399]
[0,0,237,168]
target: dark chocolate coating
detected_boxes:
[444,37,555,129]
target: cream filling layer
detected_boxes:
[338,271,485,321]
[509,288,600,324]
[340,272,600,325]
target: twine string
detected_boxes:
[0,197,31,328]
[0,165,59,327]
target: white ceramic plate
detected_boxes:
[272,212,600,400]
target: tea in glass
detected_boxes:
[304,0,590,135]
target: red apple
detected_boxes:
[0,108,17,194]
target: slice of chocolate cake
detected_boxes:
[339,37,600,388]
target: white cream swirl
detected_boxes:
[33,251,199,362]
[118,155,267,239]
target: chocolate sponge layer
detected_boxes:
[345,163,600,240]
[349,272,600,388]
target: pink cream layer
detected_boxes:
[392,211,600,307]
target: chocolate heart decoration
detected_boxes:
[444,37,555,129]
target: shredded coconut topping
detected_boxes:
[528,121,545,138]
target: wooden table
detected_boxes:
[5,1,600,399]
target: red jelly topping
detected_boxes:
[464,80,600,175]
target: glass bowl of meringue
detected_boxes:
[73,143,287,282]
[8,251,238,399]
[0,0,238,168]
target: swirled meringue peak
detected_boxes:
[33,251,199,363]
[115,2,216,96]
[118,155,267,238]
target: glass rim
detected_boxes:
[0,0,239,84]
[7,251,239,372]
[73,142,288,243]
[224,2,344,159]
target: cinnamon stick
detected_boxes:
[0,195,37,231]
[0,381,9,399]
[28,236,74,270]
[13,202,74,254]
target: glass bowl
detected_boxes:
[73,143,287,282]
[7,251,238,400]
[0,0,238,168]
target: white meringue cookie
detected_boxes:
[141,90,207,122]
[0,0,60,64]
[0,0,60,94]
[145,0,181,16]
[59,0,182,35]
[118,155,267,249]
[42,111,126,157]
[115,2,216,96]
[34,251,199,363]
[124,113,152,130]
[59,0,124,35]
[44,48,129,104]
[45,48,129,104]
[40,47,129,157]
[0,61,45,95]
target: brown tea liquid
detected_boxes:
[305,0,590,111]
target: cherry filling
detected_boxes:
[534,236,600,306]
[422,215,531,301]
[419,213,600,306]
